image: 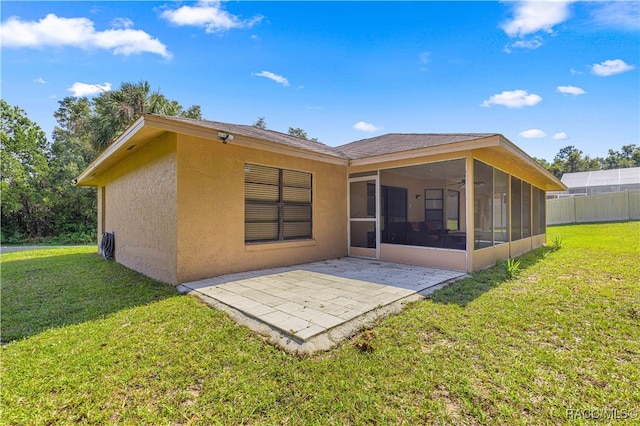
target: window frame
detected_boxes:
[446,189,460,231]
[244,164,313,243]
[425,188,444,231]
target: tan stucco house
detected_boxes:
[76,114,565,285]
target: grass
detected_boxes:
[0,247,177,343]
[1,222,639,424]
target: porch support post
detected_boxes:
[465,154,474,273]
[375,170,381,260]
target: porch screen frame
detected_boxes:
[348,173,380,259]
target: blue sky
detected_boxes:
[1,1,638,162]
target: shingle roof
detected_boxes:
[335,133,498,159]
[153,115,348,159]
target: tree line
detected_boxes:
[535,144,640,178]
[1,80,638,244]
[1,81,201,244]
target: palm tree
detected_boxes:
[90,81,201,151]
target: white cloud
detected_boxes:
[419,51,431,65]
[253,71,289,87]
[161,1,262,33]
[553,132,568,140]
[557,85,586,95]
[589,1,639,31]
[68,82,111,97]
[111,17,134,29]
[481,90,542,108]
[505,36,543,53]
[353,121,383,132]
[34,77,46,84]
[591,59,635,77]
[501,1,574,38]
[0,13,170,58]
[570,68,583,75]
[519,129,546,139]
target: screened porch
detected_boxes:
[347,157,548,272]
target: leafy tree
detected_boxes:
[0,100,51,240]
[52,97,96,164]
[48,97,98,240]
[602,144,640,169]
[287,127,308,139]
[548,145,601,178]
[1,83,202,243]
[90,81,202,151]
[252,116,267,129]
[288,127,319,142]
[533,157,550,169]
[541,144,639,179]
[182,105,202,120]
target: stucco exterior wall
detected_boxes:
[99,133,178,284]
[175,134,348,283]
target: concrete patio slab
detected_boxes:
[179,257,466,354]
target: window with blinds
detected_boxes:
[245,164,312,243]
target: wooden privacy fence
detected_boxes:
[547,190,640,225]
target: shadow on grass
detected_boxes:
[1,250,179,343]
[429,246,555,307]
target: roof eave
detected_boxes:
[142,115,348,166]
[76,115,348,186]
[498,136,567,191]
[348,134,500,167]
[75,115,147,186]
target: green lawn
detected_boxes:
[1,222,639,424]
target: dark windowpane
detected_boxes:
[425,188,443,231]
[474,160,494,249]
[367,183,375,216]
[350,221,376,248]
[245,203,279,222]
[447,189,460,230]
[494,169,509,244]
[532,186,546,236]
[283,204,311,221]
[522,182,531,238]
[245,164,279,185]
[283,222,311,239]
[283,186,311,203]
[245,222,279,241]
[245,183,279,202]
[538,188,546,235]
[511,177,522,241]
[283,169,311,188]
[350,180,374,218]
[382,186,408,244]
